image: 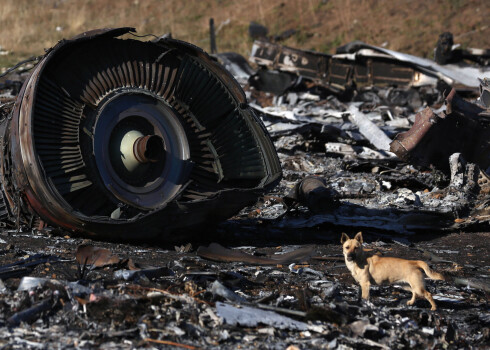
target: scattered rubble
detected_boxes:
[391,89,490,173]
[0,231,488,348]
[218,35,490,234]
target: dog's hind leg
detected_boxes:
[414,286,437,310]
[406,271,423,307]
[407,272,437,310]
[424,290,437,311]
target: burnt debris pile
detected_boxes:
[216,35,490,235]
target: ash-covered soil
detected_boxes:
[0,226,488,349]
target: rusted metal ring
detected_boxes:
[133,135,165,164]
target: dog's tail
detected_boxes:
[415,261,445,281]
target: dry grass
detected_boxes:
[0,0,489,68]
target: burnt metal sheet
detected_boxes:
[342,41,490,90]
[249,69,298,95]
[196,243,315,265]
[435,32,490,66]
[250,40,329,86]
[215,52,256,85]
[250,40,490,93]
[249,40,419,91]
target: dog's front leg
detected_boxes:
[357,284,362,302]
[360,280,370,300]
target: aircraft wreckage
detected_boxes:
[1,28,489,240]
[215,34,490,234]
[0,28,281,239]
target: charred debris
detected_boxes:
[0,26,489,349]
[0,231,487,349]
[214,31,490,235]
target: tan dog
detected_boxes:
[341,232,444,310]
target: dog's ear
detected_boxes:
[341,232,349,244]
[354,232,363,244]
